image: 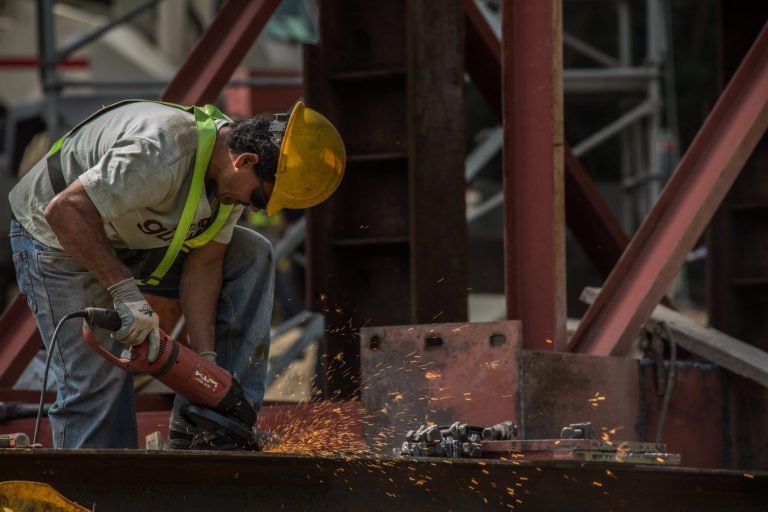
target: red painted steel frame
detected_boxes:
[0,295,42,387]
[502,1,566,350]
[465,0,630,282]
[569,23,768,356]
[161,0,281,105]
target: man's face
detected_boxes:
[220,152,275,212]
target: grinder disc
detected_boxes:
[181,404,259,450]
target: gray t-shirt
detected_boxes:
[9,102,243,251]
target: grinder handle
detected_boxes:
[83,307,122,331]
[81,308,137,370]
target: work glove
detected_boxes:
[107,278,160,363]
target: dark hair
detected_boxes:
[224,117,279,182]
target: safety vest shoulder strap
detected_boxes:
[45,99,234,287]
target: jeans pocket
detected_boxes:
[12,249,37,313]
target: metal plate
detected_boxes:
[360,321,522,454]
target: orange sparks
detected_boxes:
[262,401,367,456]
[424,370,442,380]
[588,392,607,408]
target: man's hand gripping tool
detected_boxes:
[81,307,262,450]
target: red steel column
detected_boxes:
[502,1,566,350]
[162,0,281,105]
[569,23,768,356]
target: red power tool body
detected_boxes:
[80,308,258,447]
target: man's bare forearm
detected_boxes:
[180,241,226,353]
[45,180,131,288]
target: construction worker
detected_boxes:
[7,100,345,449]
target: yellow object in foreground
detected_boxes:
[0,481,90,512]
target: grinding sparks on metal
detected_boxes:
[262,341,538,510]
[588,391,607,408]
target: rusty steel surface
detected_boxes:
[521,351,725,469]
[161,0,281,105]
[305,0,468,397]
[501,1,566,350]
[407,0,468,325]
[360,321,521,455]
[569,23,768,356]
[0,294,41,387]
[2,450,767,511]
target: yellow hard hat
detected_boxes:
[266,101,346,216]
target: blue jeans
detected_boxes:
[10,219,275,448]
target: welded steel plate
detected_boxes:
[360,321,522,454]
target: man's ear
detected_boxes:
[235,152,260,169]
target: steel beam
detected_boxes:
[2,450,767,511]
[569,23,768,356]
[502,0,566,350]
[465,0,502,116]
[161,0,282,105]
[564,147,630,279]
[408,0,468,324]
[464,0,631,283]
[0,295,42,388]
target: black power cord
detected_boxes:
[33,308,121,447]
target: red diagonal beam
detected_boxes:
[569,23,768,356]
[162,0,282,105]
[464,0,628,280]
[0,294,42,387]
[465,0,501,117]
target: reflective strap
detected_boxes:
[47,136,65,157]
[180,105,234,250]
[45,99,234,286]
[136,106,218,285]
[184,203,234,250]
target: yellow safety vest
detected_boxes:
[47,99,233,286]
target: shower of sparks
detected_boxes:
[261,318,535,511]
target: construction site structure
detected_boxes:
[0,0,768,510]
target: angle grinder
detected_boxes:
[80,307,264,450]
